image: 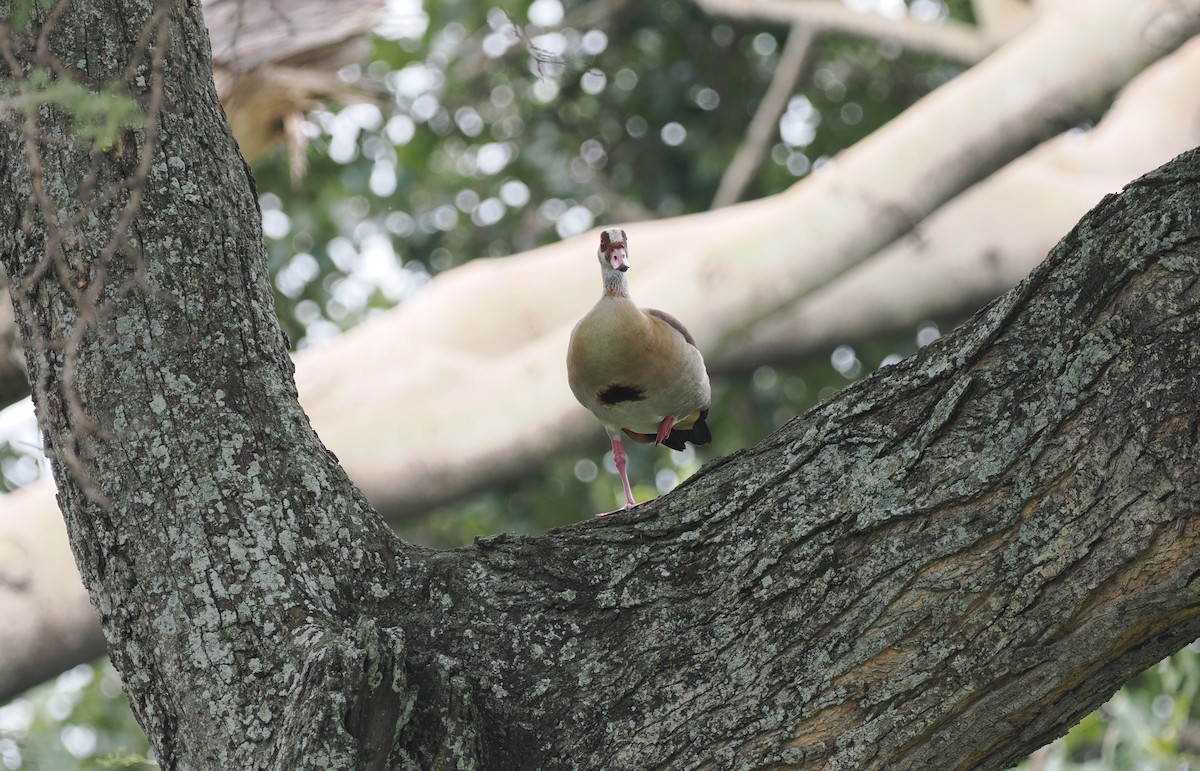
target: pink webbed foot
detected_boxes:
[654,415,676,446]
[596,499,646,518]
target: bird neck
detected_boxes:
[602,270,630,298]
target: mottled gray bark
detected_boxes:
[3,1,1200,770]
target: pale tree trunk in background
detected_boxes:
[3,1,1200,768]
[3,0,1200,710]
[0,486,105,700]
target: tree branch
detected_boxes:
[711,23,816,209]
[416,147,1200,767]
[692,0,995,63]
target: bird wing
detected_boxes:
[643,308,697,346]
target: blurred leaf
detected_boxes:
[8,0,54,30]
[0,70,142,151]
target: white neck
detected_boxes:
[602,269,629,297]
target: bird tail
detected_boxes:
[622,409,711,451]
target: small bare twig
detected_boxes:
[711,23,815,209]
[1,1,173,508]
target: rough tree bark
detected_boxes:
[3,1,1200,769]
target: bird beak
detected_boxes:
[608,244,630,272]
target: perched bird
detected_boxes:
[567,227,712,514]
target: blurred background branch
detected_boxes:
[204,0,387,170]
[711,23,816,208]
[692,0,996,62]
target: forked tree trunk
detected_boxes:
[2,1,1199,769]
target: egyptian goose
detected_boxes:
[567,227,712,514]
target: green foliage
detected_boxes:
[5,0,55,31]
[0,70,142,151]
[0,662,153,770]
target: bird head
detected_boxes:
[598,227,629,273]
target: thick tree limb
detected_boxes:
[3,0,1200,766]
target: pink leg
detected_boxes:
[655,415,676,445]
[599,437,638,516]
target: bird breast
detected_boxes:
[567,296,709,434]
